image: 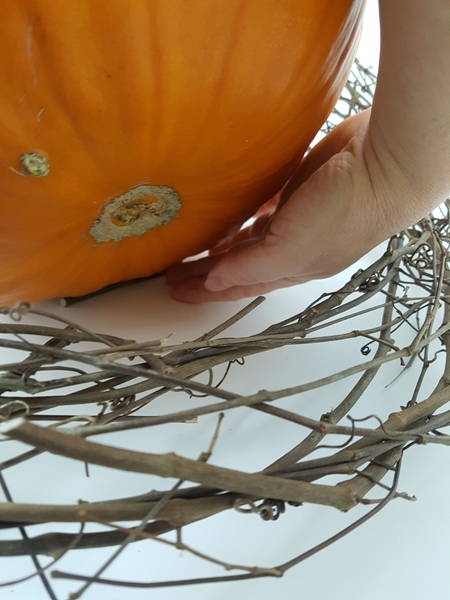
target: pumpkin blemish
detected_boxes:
[90,185,181,242]
[19,152,50,177]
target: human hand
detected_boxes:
[166,110,413,302]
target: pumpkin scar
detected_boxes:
[19,152,50,177]
[89,185,182,243]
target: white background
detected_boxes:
[3,3,450,599]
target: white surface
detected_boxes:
[5,5,450,600]
[358,0,380,71]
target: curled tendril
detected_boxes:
[0,302,31,321]
[233,498,286,521]
[359,274,382,292]
[110,394,136,409]
[0,399,30,421]
[361,342,373,356]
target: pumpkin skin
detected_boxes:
[0,0,364,303]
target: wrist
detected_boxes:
[368,0,450,224]
[363,119,450,236]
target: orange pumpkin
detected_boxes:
[0,0,364,303]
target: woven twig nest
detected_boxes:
[2,60,450,598]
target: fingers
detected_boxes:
[166,212,273,285]
[166,224,297,302]
[251,193,281,218]
[165,254,222,286]
[169,226,298,304]
[169,273,301,303]
[203,236,285,291]
[166,173,322,301]
[209,213,272,255]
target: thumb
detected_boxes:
[204,230,288,291]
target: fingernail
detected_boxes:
[204,275,230,292]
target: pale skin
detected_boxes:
[167,0,450,303]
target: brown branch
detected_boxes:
[0,419,357,510]
[0,494,235,526]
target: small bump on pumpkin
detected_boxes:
[90,184,182,243]
[19,152,50,177]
